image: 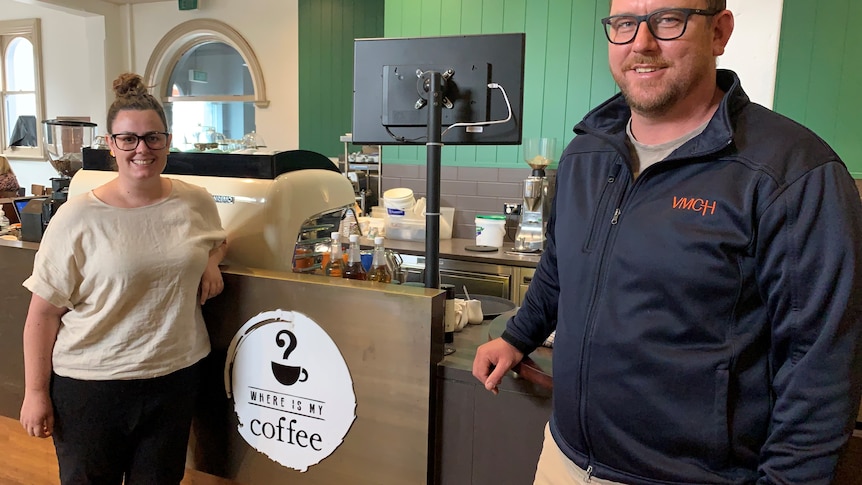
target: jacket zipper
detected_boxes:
[578,150,630,474]
[584,163,622,251]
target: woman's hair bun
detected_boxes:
[112,73,149,98]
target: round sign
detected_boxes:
[225,309,356,472]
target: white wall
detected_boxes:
[5,0,298,193]
[126,0,299,152]
[2,0,95,193]
[720,0,784,108]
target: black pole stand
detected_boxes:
[424,70,443,289]
[422,70,446,485]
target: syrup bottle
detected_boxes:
[342,234,367,280]
[367,236,392,283]
[324,232,345,277]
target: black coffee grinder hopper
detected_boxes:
[21,119,97,242]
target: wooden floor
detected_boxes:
[0,415,239,485]
[2,413,861,484]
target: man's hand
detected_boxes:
[472,337,524,395]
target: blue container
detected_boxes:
[360,251,373,271]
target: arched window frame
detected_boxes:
[0,18,45,159]
[144,19,268,108]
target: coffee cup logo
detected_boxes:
[272,329,309,385]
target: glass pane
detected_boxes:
[166,42,253,97]
[5,92,37,147]
[164,100,256,151]
[5,37,35,91]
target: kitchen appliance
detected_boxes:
[70,148,356,273]
[513,138,556,253]
[346,170,378,215]
[21,119,97,242]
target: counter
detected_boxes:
[374,237,540,304]
[0,240,446,484]
[436,312,552,484]
[370,237,542,268]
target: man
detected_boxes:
[473,0,862,483]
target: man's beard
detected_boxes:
[614,55,707,118]
[620,81,682,117]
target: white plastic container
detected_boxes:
[385,206,455,241]
[475,214,506,247]
[383,188,415,217]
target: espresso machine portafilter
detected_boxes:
[513,137,556,253]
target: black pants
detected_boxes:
[50,360,203,485]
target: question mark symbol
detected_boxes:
[276,329,297,362]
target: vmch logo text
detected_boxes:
[672,196,716,216]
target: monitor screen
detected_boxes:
[13,198,32,221]
[352,33,525,146]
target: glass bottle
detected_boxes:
[342,234,367,280]
[367,236,392,283]
[324,232,345,277]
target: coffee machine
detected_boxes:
[21,119,96,242]
[513,138,556,253]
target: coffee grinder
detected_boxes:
[513,137,556,253]
[21,119,96,242]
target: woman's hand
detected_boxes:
[20,390,54,438]
[200,240,227,304]
[20,293,64,438]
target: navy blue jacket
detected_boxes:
[503,70,862,484]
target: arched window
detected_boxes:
[144,19,267,151]
[1,19,44,158]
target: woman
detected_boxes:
[0,155,21,194]
[19,72,227,484]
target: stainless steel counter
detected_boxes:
[372,237,542,269]
[357,237,540,304]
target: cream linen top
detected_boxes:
[23,179,226,380]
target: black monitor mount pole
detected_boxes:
[421,69,445,289]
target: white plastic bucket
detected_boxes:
[475,214,506,247]
[383,188,415,217]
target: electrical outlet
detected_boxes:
[503,203,522,215]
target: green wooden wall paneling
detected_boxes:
[499,0,528,165]
[833,1,861,175]
[774,1,862,177]
[804,0,847,144]
[298,0,384,158]
[475,0,504,165]
[772,2,816,124]
[382,0,617,168]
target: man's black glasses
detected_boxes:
[601,8,720,45]
[110,132,170,151]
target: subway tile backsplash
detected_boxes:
[380,165,556,240]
